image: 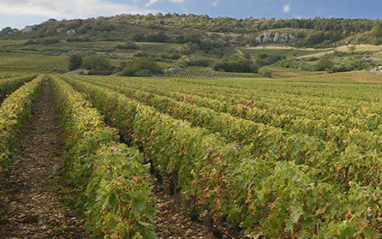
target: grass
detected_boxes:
[284,71,382,84]
[337,44,382,53]
[0,40,27,46]
[241,48,328,57]
[262,66,322,77]
[172,66,257,78]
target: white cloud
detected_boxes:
[146,0,159,6]
[0,0,153,19]
[146,0,184,7]
[212,0,220,6]
[283,3,291,13]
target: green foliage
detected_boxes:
[25,38,60,45]
[348,46,356,52]
[258,68,272,77]
[116,41,140,49]
[81,55,112,75]
[186,56,213,67]
[0,53,68,73]
[0,75,42,173]
[66,36,91,42]
[0,75,35,103]
[213,54,257,73]
[68,54,83,71]
[330,63,354,73]
[172,66,255,78]
[315,58,334,71]
[51,77,155,238]
[59,74,382,238]
[120,58,164,77]
[3,14,382,47]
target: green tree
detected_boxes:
[228,54,256,73]
[68,54,83,71]
[120,58,164,77]
[81,55,112,75]
[315,58,334,71]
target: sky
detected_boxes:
[1,0,382,30]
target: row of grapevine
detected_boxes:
[84,76,382,148]
[120,76,382,125]
[172,66,256,78]
[0,75,44,173]
[0,74,36,103]
[62,76,382,238]
[0,72,25,79]
[165,76,382,124]
[78,76,382,203]
[51,77,155,238]
[77,76,336,161]
[171,75,382,102]
[95,74,382,118]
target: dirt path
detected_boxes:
[0,80,87,238]
[236,48,245,56]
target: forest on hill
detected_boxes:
[2,14,382,47]
[1,13,382,78]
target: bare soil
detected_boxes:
[0,80,87,239]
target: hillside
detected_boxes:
[1,14,382,78]
[2,14,382,48]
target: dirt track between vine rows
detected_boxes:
[0,80,87,239]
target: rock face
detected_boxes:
[254,32,296,44]
[21,25,37,33]
[66,29,76,35]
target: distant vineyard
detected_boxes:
[0,53,67,73]
[172,66,256,78]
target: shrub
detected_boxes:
[81,55,112,75]
[116,41,140,49]
[68,54,83,71]
[186,57,213,67]
[66,36,91,42]
[120,58,164,77]
[26,38,60,45]
[134,51,150,57]
[330,64,354,73]
[315,58,334,71]
[259,68,272,77]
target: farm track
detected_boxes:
[0,80,87,238]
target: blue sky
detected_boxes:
[1,0,381,30]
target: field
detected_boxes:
[2,67,382,238]
[0,53,67,72]
[172,66,257,78]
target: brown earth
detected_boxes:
[0,80,87,239]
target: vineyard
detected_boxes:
[172,66,257,78]
[1,72,382,238]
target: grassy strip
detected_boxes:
[51,77,156,239]
[0,75,44,173]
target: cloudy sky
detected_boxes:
[1,0,381,30]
